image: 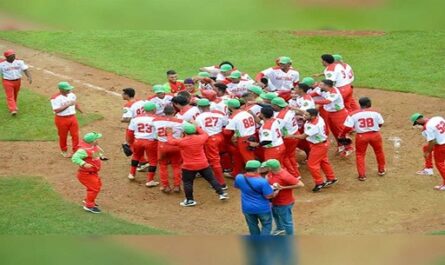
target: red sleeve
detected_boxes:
[126,130,135,144]
[166,133,181,146]
[255,73,265,82]
[283,172,298,185]
[314,99,331,105]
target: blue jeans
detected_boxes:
[244,212,272,235]
[272,204,294,235]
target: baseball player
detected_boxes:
[126,102,160,187]
[164,70,185,93]
[166,122,229,207]
[153,105,185,193]
[259,92,278,104]
[225,71,255,98]
[411,113,445,191]
[333,54,358,111]
[241,86,263,117]
[195,99,228,188]
[148,84,174,116]
[312,79,353,156]
[173,95,200,122]
[196,71,215,90]
[270,97,301,178]
[0,49,32,115]
[255,56,299,101]
[295,108,338,192]
[224,99,257,176]
[411,115,435,176]
[319,54,358,112]
[121,88,137,123]
[300,77,329,132]
[341,97,386,181]
[50,81,82,158]
[199,61,235,79]
[294,83,315,111]
[183,78,200,96]
[71,132,107,214]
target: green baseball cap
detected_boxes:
[197,98,210,107]
[301,77,315,87]
[143,101,156,111]
[153,84,166,94]
[260,92,278,100]
[229,71,241,79]
[266,159,281,169]
[183,122,197,135]
[278,56,292,64]
[226,98,240,108]
[245,160,261,169]
[248,85,263,96]
[220,64,233,72]
[333,54,343,62]
[198,71,211,78]
[271,97,288,108]
[260,162,269,168]
[410,113,423,125]
[58,81,74,91]
[83,132,102,143]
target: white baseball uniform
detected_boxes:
[128,114,157,140]
[259,118,284,147]
[195,110,228,136]
[50,93,77,116]
[260,66,299,92]
[344,109,384,133]
[304,116,328,144]
[152,116,185,142]
[324,63,349,87]
[0,59,28,80]
[225,110,256,137]
[423,116,445,145]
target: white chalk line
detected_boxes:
[29,64,121,97]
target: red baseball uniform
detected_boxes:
[275,107,301,177]
[422,117,445,187]
[324,62,358,112]
[343,108,386,177]
[0,58,28,112]
[259,118,285,164]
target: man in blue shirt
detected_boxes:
[234,160,275,235]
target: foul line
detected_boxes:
[29,65,121,97]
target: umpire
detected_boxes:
[166,122,229,207]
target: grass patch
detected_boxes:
[431,231,445,235]
[0,176,167,235]
[0,31,444,98]
[0,88,102,141]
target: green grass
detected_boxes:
[0,88,102,141]
[432,231,445,235]
[0,31,444,98]
[0,176,167,235]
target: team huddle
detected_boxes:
[2,49,445,234]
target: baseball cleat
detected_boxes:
[434,185,445,191]
[83,206,101,214]
[312,184,324,192]
[136,162,149,172]
[173,186,181,193]
[324,179,338,187]
[11,111,17,116]
[377,170,386,176]
[180,199,197,207]
[340,150,354,158]
[221,184,229,191]
[223,172,234,179]
[336,146,345,153]
[358,176,367,181]
[82,200,99,207]
[219,192,229,200]
[127,173,135,180]
[145,180,159,187]
[160,186,171,193]
[416,168,434,176]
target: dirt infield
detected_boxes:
[0,39,444,235]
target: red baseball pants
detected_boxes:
[327,109,350,147]
[55,115,79,153]
[2,79,21,112]
[307,141,336,185]
[283,137,301,177]
[204,133,225,185]
[237,135,256,159]
[423,144,434,168]
[157,142,182,188]
[338,84,359,112]
[131,139,158,181]
[355,132,386,177]
[433,144,445,185]
[77,171,102,208]
[264,144,285,164]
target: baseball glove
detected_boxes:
[122,143,133,157]
[337,137,352,146]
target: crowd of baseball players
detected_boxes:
[2,49,445,235]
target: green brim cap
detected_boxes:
[229,71,241,79]
[260,92,278,100]
[333,54,343,61]
[198,71,211,78]
[226,98,240,108]
[144,101,156,111]
[278,56,292,64]
[183,122,197,135]
[410,113,423,125]
[301,77,315,86]
[246,160,261,169]
[260,162,269,168]
[220,64,233,72]
[83,132,102,143]
[266,159,281,169]
[153,84,166,94]
[197,98,210,107]
[271,97,287,108]
[58,81,74,91]
[248,85,263,96]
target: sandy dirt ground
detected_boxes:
[0,39,444,235]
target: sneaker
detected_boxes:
[324,179,338,187]
[137,163,149,172]
[61,151,72,158]
[221,184,229,191]
[180,199,197,207]
[358,176,367,181]
[224,172,234,179]
[273,230,286,236]
[145,180,159,187]
[340,149,354,158]
[83,206,101,214]
[416,168,434,176]
[219,192,229,200]
[173,186,181,193]
[312,183,324,192]
[160,186,171,193]
[82,200,99,207]
[377,170,386,176]
[434,185,445,191]
[223,169,232,173]
[11,111,17,116]
[127,173,135,180]
[337,146,345,153]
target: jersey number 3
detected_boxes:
[436,121,445,134]
[358,118,374,128]
[137,123,153,133]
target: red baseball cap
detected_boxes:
[4,49,16,57]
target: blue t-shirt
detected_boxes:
[234,174,274,214]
